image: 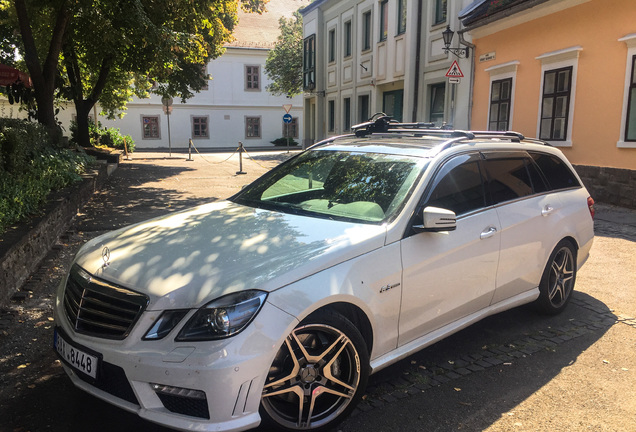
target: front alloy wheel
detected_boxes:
[261,312,368,431]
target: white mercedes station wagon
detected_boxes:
[54,117,595,432]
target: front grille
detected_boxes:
[64,264,149,339]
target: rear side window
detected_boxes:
[529,152,580,190]
[425,153,487,215]
[483,157,534,204]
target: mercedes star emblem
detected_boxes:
[102,246,111,267]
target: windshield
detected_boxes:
[231,149,427,224]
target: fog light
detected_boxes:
[151,383,206,400]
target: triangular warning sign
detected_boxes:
[445,60,464,78]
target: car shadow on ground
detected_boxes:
[0,291,615,432]
[331,291,616,432]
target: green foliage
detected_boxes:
[98,127,135,153]
[265,10,303,98]
[69,120,135,152]
[0,119,94,234]
[0,0,268,144]
[271,137,299,146]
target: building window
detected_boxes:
[344,21,352,58]
[303,34,316,90]
[362,11,372,51]
[359,94,370,122]
[246,116,261,138]
[245,65,260,91]
[625,55,636,141]
[434,0,447,25]
[283,117,299,138]
[142,116,160,139]
[192,116,209,138]
[328,29,336,63]
[379,0,388,42]
[489,78,512,131]
[429,83,445,126]
[398,0,407,35]
[539,67,572,141]
[343,97,351,131]
[328,100,335,132]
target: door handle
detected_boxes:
[480,226,497,239]
[542,205,554,216]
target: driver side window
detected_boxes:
[425,153,487,216]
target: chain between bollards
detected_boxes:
[236,142,247,175]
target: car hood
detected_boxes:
[74,201,387,310]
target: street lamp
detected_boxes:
[442,26,470,58]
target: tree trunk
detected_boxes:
[74,101,92,147]
[13,0,69,143]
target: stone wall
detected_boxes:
[0,164,109,305]
[574,165,636,209]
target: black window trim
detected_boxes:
[406,149,582,239]
[539,66,573,141]
[488,77,513,131]
[625,54,636,142]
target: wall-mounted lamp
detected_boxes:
[305,81,326,97]
[442,26,470,58]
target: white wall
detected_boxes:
[0,47,304,150]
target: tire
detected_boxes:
[260,311,369,432]
[535,239,577,315]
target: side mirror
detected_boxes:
[413,206,457,233]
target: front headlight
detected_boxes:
[176,290,268,341]
[143,310,189,340]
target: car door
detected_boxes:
[398,153,501,347]
[482,151,563,304]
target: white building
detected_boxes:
[300,0,474,146]
[1,0,310,150]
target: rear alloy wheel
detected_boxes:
[260,312,369,431]
[535,240,577,314]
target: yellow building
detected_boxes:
[462,0,636,207]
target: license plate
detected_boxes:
[54,330,99,379]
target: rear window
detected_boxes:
[529,152,580,190]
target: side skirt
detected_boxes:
[369,288,540,374]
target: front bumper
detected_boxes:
[54,291,298,432]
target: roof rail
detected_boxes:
[522,138,552,147]
[470,131,526,140]
[308,116,551,151]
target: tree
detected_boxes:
[10,0,70,141]
[2,0,268,145]
[265,10,303,98]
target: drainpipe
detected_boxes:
[411,0,423,122]
[458,30,476,129]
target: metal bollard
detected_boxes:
[187,138,194,161]
[236,142,247,175]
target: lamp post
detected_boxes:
[442,26,470,58]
